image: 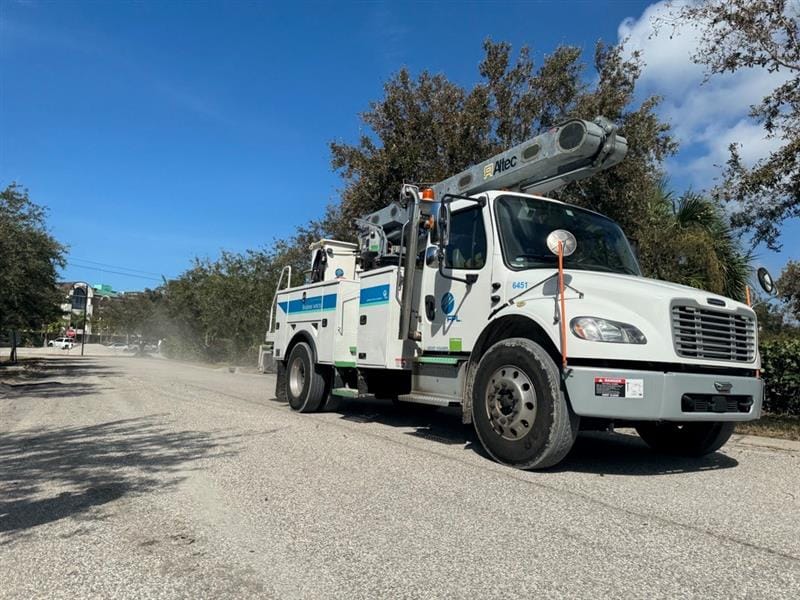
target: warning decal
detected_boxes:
[594,377,644,398]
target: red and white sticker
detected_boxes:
[594,377,644,398]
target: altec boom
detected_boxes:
[262,116,764,470]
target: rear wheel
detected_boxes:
[472,338,578,470]
[285,342,329,413]
[635,422,735,456]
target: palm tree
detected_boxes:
[637,183,751,302]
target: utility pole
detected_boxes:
[72,281,90,356]
[81,282,88,357]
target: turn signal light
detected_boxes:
[421,188,435,201]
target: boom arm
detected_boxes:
[431,116,626,199]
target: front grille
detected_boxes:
[681,394,753,413]
[672,304,755,362]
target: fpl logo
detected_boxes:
[441,292,460,322]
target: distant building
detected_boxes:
[57,282,120,335]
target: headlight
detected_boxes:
[570,316,647,344]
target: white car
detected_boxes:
[49,337,74,350]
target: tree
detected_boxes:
[0,183,66,362]
[94,289,169,341]
[636,184,751,300]
[777,259,800,320]
[659,0,800,250]
[161,247,284,362]
[328,40,675,242]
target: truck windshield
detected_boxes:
[494,195,641,276]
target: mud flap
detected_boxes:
[275,360,287,403]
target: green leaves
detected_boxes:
[329,39,676,247]
[0,183,66,333]
[777,260,800,320]
[760,337,800,415]
[635,186,751,300]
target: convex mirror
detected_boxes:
[546,229,577,257]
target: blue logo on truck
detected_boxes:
[360,284,390,307]
[441,292,455,314]
[277,293,337,314]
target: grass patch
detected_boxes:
[737,415,800,441]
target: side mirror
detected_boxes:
[425,246,439,267]
[436,203,450,251]
[757,267,778,295]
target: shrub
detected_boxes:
[760,337,800,415]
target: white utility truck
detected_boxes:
[264,116,765,469]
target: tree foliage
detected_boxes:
[90,238,315,364]
[660,0,800,249]
[777,259,800,320]
[637,184,751,301]
[95,289,168,340]
[163,250,279,360]
[328,40,675,241]
[0,183,65,360]
[760,337,800,415]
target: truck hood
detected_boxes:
[568,271,741,310]
[506,269,758,369]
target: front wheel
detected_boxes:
[471,338,579,470]
[635,422,735,456]
[285,342,329,413]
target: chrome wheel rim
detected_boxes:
[289,357,306,397]
[485,365,536,441]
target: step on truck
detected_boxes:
[264,116,772,470]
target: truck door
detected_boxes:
[420,202,492,353]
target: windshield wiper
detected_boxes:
[489,272,584,320]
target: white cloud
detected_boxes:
[679,119,784,186]
[618,1,791,189]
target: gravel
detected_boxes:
[1,353,798,599]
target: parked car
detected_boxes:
[49,337,74,350]
[109,342,129,351]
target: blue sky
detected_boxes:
[1,0,795,291]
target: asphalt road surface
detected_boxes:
[1,354,798,599]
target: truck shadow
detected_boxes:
[332,399,739,476]
[551,431,739,475]
[0,415,240,539]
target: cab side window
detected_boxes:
[446,206,487,269]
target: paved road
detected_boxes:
[1,355,798,599]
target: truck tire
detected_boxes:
[471,338,579,470]
[635,422,735,456]
[285,342,328,413]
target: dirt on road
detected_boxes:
[1,354,798,599]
